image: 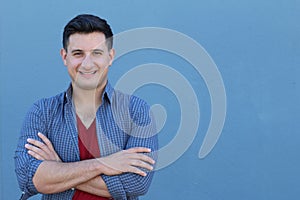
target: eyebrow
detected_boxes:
[70,49,83,54]
[92,49,104,52]
[70,49,104,53]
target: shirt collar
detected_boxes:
[64,81,114,104]
[104,82,114,103]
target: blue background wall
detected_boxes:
[1,0,300,199]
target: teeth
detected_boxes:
[80,71,96,74]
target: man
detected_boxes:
[14,14,158,200]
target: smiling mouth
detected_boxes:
[79,71,97,75]
[78,71,98,79]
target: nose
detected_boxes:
[81,54,93,69]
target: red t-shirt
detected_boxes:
[72,115,110,200]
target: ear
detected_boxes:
[60,48,68,66]
[108,48,115,66]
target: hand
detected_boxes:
[25,133,155,177]
[25,132,62,162]
[99,147,155,177]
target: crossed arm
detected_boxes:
[25,132,155,197]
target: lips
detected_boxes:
[79,71,97,75]
[78,70,98,79]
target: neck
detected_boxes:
[72,82,106,114]
[71,82,106,128]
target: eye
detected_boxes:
[73,52,83,56]
[92,51,103,56]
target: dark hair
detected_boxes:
[63,14,113,51]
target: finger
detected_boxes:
[130,159,154,171]
[27,138,53,156]
[37,133,61,162]
[28,150,45,161]
[129,153,155,165]
[27,138,47,149]
[126,147,152,154]
[25,143,47,157]
[38,132,55,151]
[127,166,147,177]
[25,144,47,160]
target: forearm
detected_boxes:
[25,131,156,197]
[33,159,104,194]
[75,176,111,197]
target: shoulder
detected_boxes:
[112,89,150,110]
[28,90,66,116]
[111,89,152,125]
[33,92,65,109]
[106,82,149,109]
[22,90,67,131]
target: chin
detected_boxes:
[75,82,100,90]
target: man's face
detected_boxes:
[61,32,115,91]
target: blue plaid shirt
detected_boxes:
[14,82,158,200]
